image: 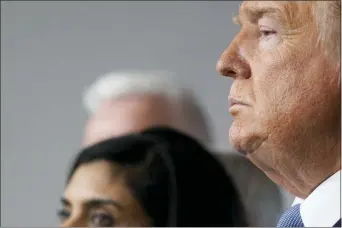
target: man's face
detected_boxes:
[83,95,174,147]
[217,1,340,196]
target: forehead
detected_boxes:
[64,161,127,201]
[83,95,173,146]
[239,1,314,22]
[96,95,171,117]
[240,1,282,12]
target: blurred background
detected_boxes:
[1,1,293,226]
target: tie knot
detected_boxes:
[277,204,304,227]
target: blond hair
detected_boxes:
[313,1,341,65]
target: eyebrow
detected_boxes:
[60,197,123,210]
[234,6,282,25]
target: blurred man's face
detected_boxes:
[216,1,340,197]
[83,95,174,147]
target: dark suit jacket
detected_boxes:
[333,219,341,227]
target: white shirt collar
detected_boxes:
[292,170,341,227]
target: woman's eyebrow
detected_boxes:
[86,198,124,210]
[60,197,123,210]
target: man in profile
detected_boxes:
[216,1,341,227]
[81,70,284,226]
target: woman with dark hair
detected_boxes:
[58,127,248,227]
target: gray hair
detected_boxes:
[83,70,213,147]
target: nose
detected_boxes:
[60,216,86,227]
[216,40,251,79]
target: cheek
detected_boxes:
[249,67,309,137]
[251,48,336,136]
[251,45,307,109]
[259,36,282,51]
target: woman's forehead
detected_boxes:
[63,161,127,202]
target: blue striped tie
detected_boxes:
[277,204,304,227]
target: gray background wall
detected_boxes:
[1,1,292,226]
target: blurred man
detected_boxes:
[216,1,341,227]
[82,71,284,226]
[82,71,211,148]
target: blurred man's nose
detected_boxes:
[216,40,251,80]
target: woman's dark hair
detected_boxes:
[67,127,248,227]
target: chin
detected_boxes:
[229,124,248,155]
[229,122,266,155]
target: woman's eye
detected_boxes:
[90,213,115,227]
[57,209,71,222]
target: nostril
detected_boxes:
[227,70,236,76]
[222,69,237,78]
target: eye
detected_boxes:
[90,213,115,227]
[259,26,277,37]
[57,209,71,222]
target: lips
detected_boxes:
[228,96,248,107]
